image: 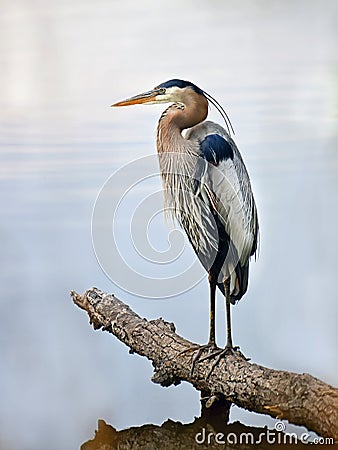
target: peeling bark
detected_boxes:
[71,287,338,441]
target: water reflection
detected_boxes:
[81,419,309,449]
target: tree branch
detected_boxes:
[71,287,338,441]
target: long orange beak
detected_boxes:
[111,88,159,107]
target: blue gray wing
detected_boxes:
[186,121,259,299]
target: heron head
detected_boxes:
[112,79,234,135]
[112,79,206,107]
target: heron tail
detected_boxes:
[217,262,249,304]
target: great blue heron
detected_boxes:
[112,79,259,369]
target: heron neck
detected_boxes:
[157,104,207,154]
[157,114,190,154]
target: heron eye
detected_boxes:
[159,88,166,94]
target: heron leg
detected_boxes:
[224,277,233,349]
[184,277,247,380]
[181,274,223,376]
[202,279,245,380]
[208,277,217,346]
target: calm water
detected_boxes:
[1,1,338,449]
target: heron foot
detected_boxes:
[179,343,224,377]
[190,343,224,377]
[204,345,250,380]
[180,344,249,379]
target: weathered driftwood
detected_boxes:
[71,287,338,441]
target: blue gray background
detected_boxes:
[1,1,337,448]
